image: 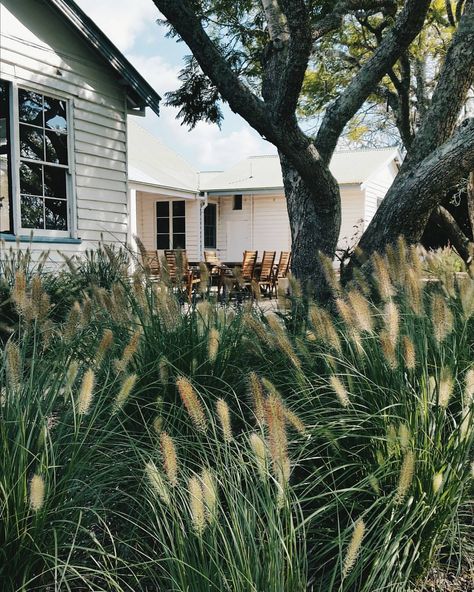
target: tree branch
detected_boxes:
[356,118,474,257]
[153,0,275,142]
[402,3,474,168]
[315,0,431,162]
[431,206,473,267]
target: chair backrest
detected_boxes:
[276,251,291,278]
[241,250,258,281]
[259,251,276,282]
[142,250,160,276]
[204,250,221,266]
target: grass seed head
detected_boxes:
[188,476,206,535]
[208,328,220,363]
[201,468,218,523]
[379,330,398,370]
[372,252,394,300]
[77,369,95,415]
[464,369,474,406]
[95,329,114,366]
[284,407,306,435]
[330,375,350,408]
[216,398,233,442]
[145,461,170,506]
[265,394,290,486]
[160,431,178,487]
[343,518,366,578]
[5,341,21,391]
[431,294,454,345]
[176,377,207,432]
[114,374,137,412]
[250,433,267,479]
[395,450,415,504]
[29,474,45,512]
[438,367,454,408]
[432,472,443,494]
[402,336,416,370]
[249,372,265,424]
[347,289,373,333]
[384,300,400,348]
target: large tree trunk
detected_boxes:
[279,153,341,301]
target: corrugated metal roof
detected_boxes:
[128,120,198,193]
[43,0,161,115]
[201,148,401,192]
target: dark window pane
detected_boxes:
[20,125,44,160]
[172,201,185,217]
[45,130,68,164]
[173,217,185,234]
[44,96,67,132]
[156,217,169,234]
[233,195,243,210]
[156,234,169,249]
[18,90,43,126]
[0,79,12,233]
[20,162,43,196]
[45,198,67,230]
[21,195,44,229]
[156,202,169,218]
[204,228,216,249]
[44,165,66,197]
[173,233,186,249]
[204,204,216,226]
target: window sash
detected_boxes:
[0,79,14,234]
[156,200,186,250]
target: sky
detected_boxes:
[75,0,276,172]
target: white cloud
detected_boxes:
[126,54,180,96]
[75,0,159,52]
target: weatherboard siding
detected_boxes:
[136,192,201,262]
[0,0,129,257]
[363,162,398,227]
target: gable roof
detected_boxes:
[42,0,161,115]
[201,147,401,192]
[128,120,198,193]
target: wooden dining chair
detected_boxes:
[272,251,291,294]
[142,250,161,279]
[164,249,200,301]
[257,251,276,296]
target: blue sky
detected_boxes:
[75,0,276,171]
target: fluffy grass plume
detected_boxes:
[116,330,141,372]
[372,253,394,300]
[379,330,398,370]
[188,476,206,535]
[160,431,178,487]
[402,336,416,369]
[438,367,454,408]
[216,398,233,442]
[201,468,218,523]
[395,451,416,504]
[347,289,373,333]
[176,377,207,432]
[249,372,265,424]
[77,369,95,415]
[114,374,137,412]
[342,518,366,578]
[95,328,114,366]
[384,300,400,348]
[265,394,290,486]
[330,375,350,408]
[208,328,220,363]
[250,433,267,479]
[145,461,170,506]
[5,341,21,390]
[431,294,454,344]
[432,472,444,494]
[29,474,45,512]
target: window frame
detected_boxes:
[1,77,76,239]
[155,199,187,250]
[233,194,243,211]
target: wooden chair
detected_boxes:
[142,250,161,279]
[257,251,276,296]
[272,251,291,294]
[164,249,200,301]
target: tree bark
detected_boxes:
[431,206,474,268]
[351,119,474,264]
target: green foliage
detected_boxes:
[0,244,473,591]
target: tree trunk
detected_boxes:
[279,152,341,302]
[431,205,473,270]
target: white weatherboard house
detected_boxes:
[0,0,160,260]
[130,119,401,262]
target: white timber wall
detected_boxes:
[0,0,129,261]
[136,190,201,262]
[362,161,398,227]
[338,186,365,251]
[215,188,366,261]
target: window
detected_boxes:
[204,203,217,248]
[18,89,69,232]
[233,194,243,210]
[0,80,13,233]
[0,81,72,237]
[156,200,186,249]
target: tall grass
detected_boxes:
[0,241,472,591]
